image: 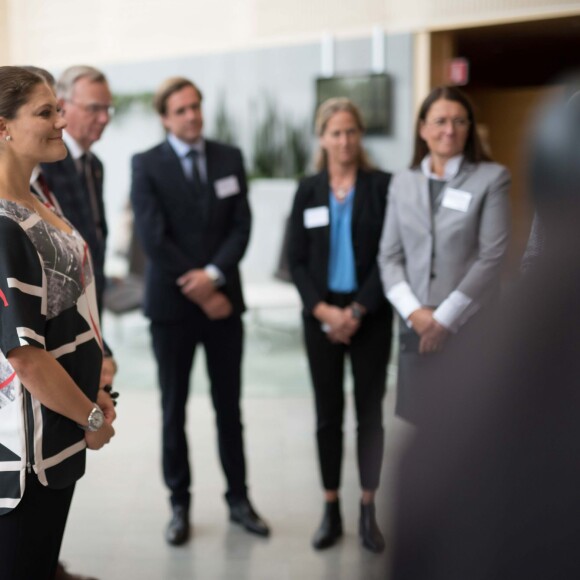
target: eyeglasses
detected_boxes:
[67,100,115,117]
[426,117,470,129]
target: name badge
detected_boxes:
[441,188,472,212]
[214,175,240,199]
[304,206,329,229]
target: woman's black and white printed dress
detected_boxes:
[0,200,102,515]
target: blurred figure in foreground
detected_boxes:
[288,98,392,553]
[390,85,580,580]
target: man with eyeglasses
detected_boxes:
[41,65,114,318]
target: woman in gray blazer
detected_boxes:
[378,86,510,423]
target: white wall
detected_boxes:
[89,33,414,277]
[5,0,580,66]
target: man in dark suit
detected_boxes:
[130,76,269,546]
[41,65,111,315]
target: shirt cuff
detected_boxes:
[205,264,225,287]
[433,291,477,333]
[386,281,422,325]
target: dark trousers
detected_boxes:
[151,312,247,509]
[303,297,392,491]
[0,473,75,580]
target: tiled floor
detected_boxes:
[59,307,409,580]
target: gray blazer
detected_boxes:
[378,161,510,320]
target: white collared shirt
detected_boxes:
[420,154,464,181]
[167,133,207,184]
[63,131,86,162]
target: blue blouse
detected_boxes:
[328,187,358,293]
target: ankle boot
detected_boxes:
[359,501,385,553]
[312,500,343,550]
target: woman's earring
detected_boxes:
[5,135,11,142]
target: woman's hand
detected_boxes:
[418,319,450,354]
[99,355,117,389]
[327,311,360,344]
[408,307,450,353]
[85,422,115,451]
[408,307,435,335]
[313,303,361,344]
[97,389,117,424]
[313,302,345,330]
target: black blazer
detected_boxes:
[41,147,107,311]
[288,168,391,315]
[130,139,251,321]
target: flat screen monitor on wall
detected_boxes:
[315,73,390,135]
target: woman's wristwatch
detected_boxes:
[350,303,365,321]
[78,404,105,432]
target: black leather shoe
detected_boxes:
[359,501,385,553]
[229,498,270,537]
[312,500,342,550]
[165,505,190,546]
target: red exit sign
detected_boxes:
[448,58,469,86]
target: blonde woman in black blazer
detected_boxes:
[288,98,392,553]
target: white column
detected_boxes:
[414,31,431,112]
[372,25,385,73]
[320,31,334,78]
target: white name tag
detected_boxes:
[214,175,240,199]
[441,188,472,212]
[304,206,329,229]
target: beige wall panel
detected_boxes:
[9,0,99,65]
[7,0,254,66]
[0,0,9,64]
[387,0,580,30]
[253,0,387,38]
[5,0,580,65]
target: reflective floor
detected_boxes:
[59,306,409,580]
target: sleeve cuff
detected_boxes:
[433,291,477,333]
[205,264,225,287]
[386,281,422,324]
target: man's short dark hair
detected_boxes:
[153,77,203,116]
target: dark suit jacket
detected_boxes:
[130,139,251,322]
[41,148,108,311]
[288,168,391,315]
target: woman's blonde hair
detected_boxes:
[314,97,373,172]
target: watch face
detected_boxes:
[89,407,105,431]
